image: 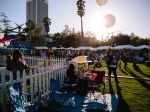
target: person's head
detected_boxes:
[7,55,12,61]
[111,50,116,55]
[133,57,137,61]
[12,50,23,62]
[68,63,75,71]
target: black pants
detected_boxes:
[108,67,118,83]
[124,62,127,69]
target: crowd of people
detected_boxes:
[3,47,149,98]
[4,48,149,73]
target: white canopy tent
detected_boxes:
[95,46,112,50]
[59,47,66,50]
[34,46,48,49]
[113,45,135,49]
[76,46,94,50]
[132,45,150,50]
[66,47,75,50]
[52,47,58,50]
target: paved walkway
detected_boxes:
[60,93,119,112]
[105,75,150,81]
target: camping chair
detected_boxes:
[50,77,75,112]
[9,82,41,112]
[87,71,106,102]
[63,77,77,93]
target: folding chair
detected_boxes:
[9,82,41,112]
[63,77,77,93]
[50,77,75,112]
[87,71,106,102]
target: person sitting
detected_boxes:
[65,63,79,84]
[6,54,12,71]
[11,50,30,80]
[65,63,89,95]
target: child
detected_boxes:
[6,54,12,70]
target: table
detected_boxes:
[145,61,150,67]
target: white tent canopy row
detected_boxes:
[1,45,149,50]
[76,46,94,50]
[52,46,95,50]
[113,45,134,50]
[112,45,150,50]
[95,46,112,50]
[34,46,48,49]
[132,45,150,50]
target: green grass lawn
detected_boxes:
[0,61,150,112]
[99,62,150,112]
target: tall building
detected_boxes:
[26,0,48,28]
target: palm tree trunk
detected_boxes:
[81,16,84,46]
[45,24,49,35]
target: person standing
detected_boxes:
[123,50,128,70]
[106,50,119,84]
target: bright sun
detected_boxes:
[90,14,106,40]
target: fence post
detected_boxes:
[23,70,27,100]
[45,66,49,93]
[1,73,7,112]
[38,67,42,93]
[42,67,46,97]
[29,68,34,102]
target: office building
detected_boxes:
[26,0,48,28]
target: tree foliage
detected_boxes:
[76,0,85,17]
[0,12,12,28]
[43,17,51,34]
[24,20,45,46]
[76,0,85,46]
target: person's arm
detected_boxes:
[74,71,81,77]
[23,61,30,70]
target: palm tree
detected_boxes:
[76,0,85,46]
[43,17,51,35]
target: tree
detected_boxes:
[0,12,12,28]
[24,20,46,46]
[113,33,131,45]
[24,20,38,44]
[76,0,85,46]
[43,17,51,34]
[53,32,62,47]
[130,36,140,46]
[30,27,46,46]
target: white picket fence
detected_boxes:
[0,55,68,67]
[0,56,68,112]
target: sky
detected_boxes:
[0,0,150,41]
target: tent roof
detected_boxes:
[132,45,150,50]
[113,45,135,49]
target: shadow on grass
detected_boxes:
[126,68,150,90]
[108,81,131,112]
[134,67,150,78]
[119,68,129,75]
[116,84,131,112]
